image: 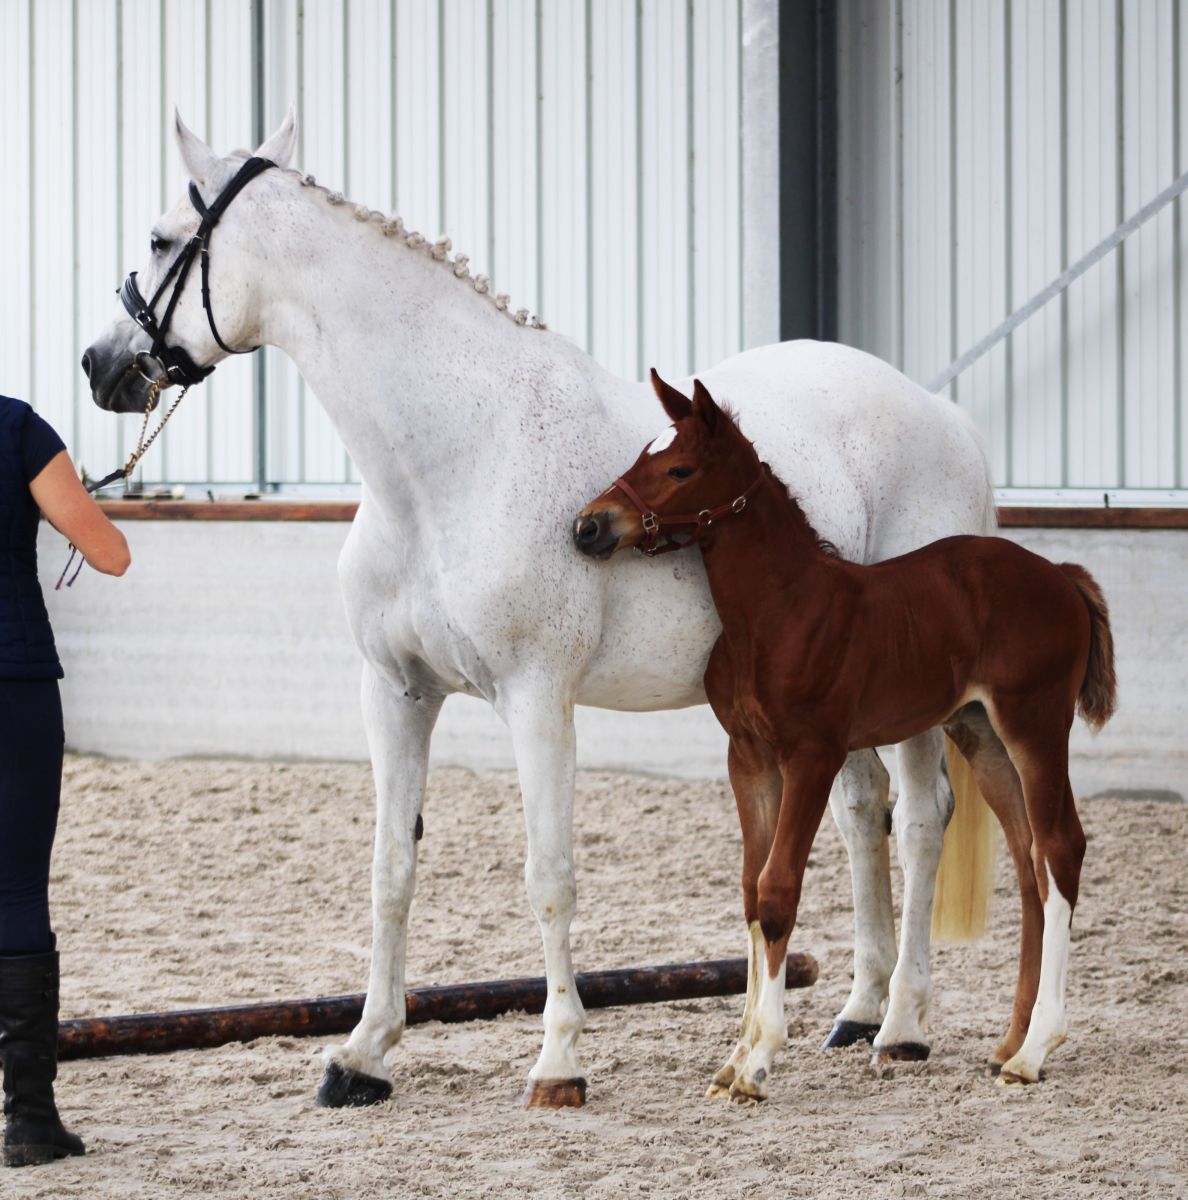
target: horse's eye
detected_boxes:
[150,235,171,255]
[667,466,694,480]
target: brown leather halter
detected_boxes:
[611,469,766,556]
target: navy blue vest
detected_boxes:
[0,397,63,679]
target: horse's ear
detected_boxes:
[649,368,692,422]
[691,379,722,435]
[173,110,220,188]
[256,104,298,169]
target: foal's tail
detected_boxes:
[1061,563,1117,733]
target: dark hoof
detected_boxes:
[821,1020,881,1050]
[315,1060,393,1108]
[872,1042,931,1064]
[521,1076,587,1109]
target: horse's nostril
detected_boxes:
[577,518,600,545]
[80,351,92,380]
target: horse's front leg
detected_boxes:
[317,664,443,1107]
[822,749,897,1049]
[873,728,951,1063]
[504,689,586,1108]
[730,744,843,1102]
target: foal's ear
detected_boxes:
[649,368,693,422]
[174,110,221,189]
[256,104,299,169]
[691,379,723,435]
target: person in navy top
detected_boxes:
[0,393,129,1167]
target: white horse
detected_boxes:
[82,109,997,1108]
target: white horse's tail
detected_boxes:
[931,736,998,943]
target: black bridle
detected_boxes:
[119,155,275,389]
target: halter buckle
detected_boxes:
[731,495,748,514]
[642,513,659,533]
[697,508,713,527]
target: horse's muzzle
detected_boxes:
[82,346,161,413]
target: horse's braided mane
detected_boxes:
[722,404,840,559]
[228,150,547,332]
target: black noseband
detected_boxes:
[119,154,275,389]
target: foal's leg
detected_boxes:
[706,732,782,1098]
[503,687,587,1108]
[730,746,843,1102]
[822,749,897,1049]
[873,729,951,1063]
[997,720,1085,1085]
[945,710,1043,1069]
[318,665,443,1106]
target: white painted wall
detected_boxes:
[0,0,776,489]
[39,520,1188,799]
[837,0,1188,500]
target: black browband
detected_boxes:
[120,155,275,389]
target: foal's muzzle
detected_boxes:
[572,512,621,560]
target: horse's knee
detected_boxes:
[524,856,576,922]
[831,753,891,840]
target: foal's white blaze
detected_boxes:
[645,426,677,455]
[1001,864,1072,1083]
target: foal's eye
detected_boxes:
[667,465,694,480]
[150,234,171,255]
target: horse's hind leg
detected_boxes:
[707,732,782,1097]
[821,750,897,1049]
[995,706,1086,1085]
[873,729,950,1063]
[318,665,444,1107]
[945,708,1042,1069]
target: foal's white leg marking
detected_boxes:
[707,920,764,1096]
[875,731,950,1057]
[829,751,896,1030]
[505,693,586,1090]
[326,667,442,1084]
[729,951,787,1101]
[1000,865,1072,1084]
[645,425,677,455]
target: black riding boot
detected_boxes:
[0,951,85,1167]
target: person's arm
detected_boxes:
[30,451,131,576]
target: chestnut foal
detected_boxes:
[574,373,1115,1101]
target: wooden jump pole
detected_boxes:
[58,953,818,1062]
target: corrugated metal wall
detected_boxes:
[839,0,1188,499]
[0,0,770,489]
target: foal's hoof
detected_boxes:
[521,1077,587,1109]
[996,1068,1038,1087]
[871,1042,930,1065]
[821,1020,881,1050]
[727,1073,768,1104]
[315,1061,393,1108]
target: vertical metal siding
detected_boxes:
[839,0,1188,497]
[1,0,765,489]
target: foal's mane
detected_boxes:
[227,150,547,332]
[721,406,840,559]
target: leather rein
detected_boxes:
[611,469,765,556]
